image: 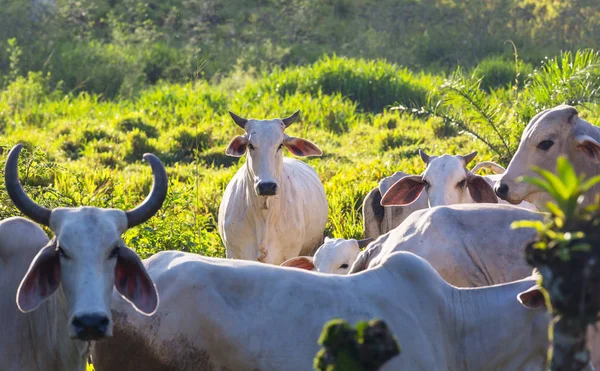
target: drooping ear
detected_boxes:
[280,256,315,271]
[467,174,498,203]
[282,110,300,128]
[114,246,159,315]
[357,238,374,249]
[461,151,478,166]
[17,238,60,313]
[283,136,322,157]
[418,149,431,164]
[380,175,425,206]
[225,136,249,157]
[517,285,547,309]
[574,134,600,163]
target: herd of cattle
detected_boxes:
[2,103,600,370]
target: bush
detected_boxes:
[474,56,533,91]
[124,129,157,162]
[161,126,212,164]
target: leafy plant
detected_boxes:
[512,157,600,371]
[314,319,400,371]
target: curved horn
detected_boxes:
[229,111,248,129]
[4,144,51,226]
[418,149,431,164]
[461,151,478,166]
[357,238,374,249]
[471,161,506,175]
[125,153,168,228]
[282,110,300,128]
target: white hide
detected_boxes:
[218,114,328,265]
[280,237,363,274]
[92,250,554,371]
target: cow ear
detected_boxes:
[283,136,322,157]
[467,174,498,203]
[114,246,159,315]
[574,134,600,163]
[280,256,315,271]
[380,175,425,206]
[517,285,547,310]
[17,238,60,313]
[225,136,249,157]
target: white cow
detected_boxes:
[380,149,538,211]
[496,104,600,209]
[91,250,556,371]
[280,237,373,274]
[218,111,328,265]
[0,144,163,370]
[350,203,600,366]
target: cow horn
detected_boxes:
[229,111,248,129]
[282,110,300,128]
[125,153,168,228]
[418,149,431,164]
[4,144,52,226]
[461,151,478,165]
[357,238,374,249]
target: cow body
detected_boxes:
[92,250,550,371]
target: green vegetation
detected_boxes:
[513,158,600,370]
[314,319,400,371]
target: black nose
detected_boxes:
[495,183,509,199]
[256,181,278,196]
[72,314,109,340]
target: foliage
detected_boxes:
[314,319,400,371]
[512,157,600,371]
[407,50,600,165]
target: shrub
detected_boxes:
[124,129,157,162]
[474,56,533,91]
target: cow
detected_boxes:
[0,143,164,370]
[362,171,428,239]
[379,149,538,211]
[350,202,600,366]
[280,237,373,274]
[496,104,600,209]
[218,111,328,265]
[91,250,558,371]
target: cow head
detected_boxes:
[496,105,600,209]
[225,111,322,196]
[380,150,497,207]
[280,237,373,274]
[6,144,164,341]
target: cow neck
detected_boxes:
[449,278,546,370]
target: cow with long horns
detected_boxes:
[0,144,166,370]
[218,111,328,265]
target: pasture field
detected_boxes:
[2,52,600,260]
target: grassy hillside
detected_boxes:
[2,52,600,260]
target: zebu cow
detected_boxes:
[350,203,600,366]
[280,237,373,274]
[496,104,600,209]
[362,150,536,239]
[218,111,328,265]
[0,144,163,370]
[380,149,538,211]
[92,250,556,371]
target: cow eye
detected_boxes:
[248,143,255,150]
[423,179,430,189]
[109,247,119,260]
[537,140,554,151]
[339,263,349,269]
[457,179,467,189]
[58,246,69,259]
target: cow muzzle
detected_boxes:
[70,313,111,340]
[256,181,278,196]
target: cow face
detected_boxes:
[225,111,322,197]
[496,105,600,208]
[6,144,163,341]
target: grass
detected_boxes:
[1,52,600,371]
